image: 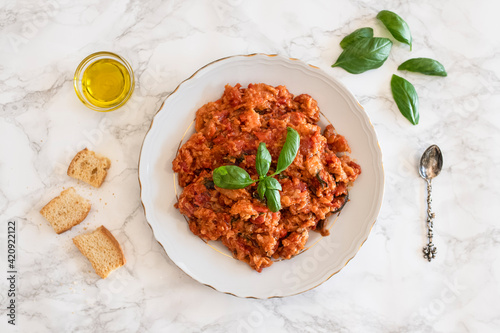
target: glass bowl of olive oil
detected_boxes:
[74,51,134,112]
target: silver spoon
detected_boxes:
[419,145,443,262]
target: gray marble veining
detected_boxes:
[1,0,499,332]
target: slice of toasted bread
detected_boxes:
[67,148,111,188]
[73,226,126,279]
[40,187,91,234]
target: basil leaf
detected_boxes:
[376,10,412,50]
[213,165,255,189]
[257,181,266,200]
[275,127,300,174]
[265,189,281,212]
[255,142,271,178]
[391,74,419,125]
[398,58,447,77]
[264,177,282,191]
[332,37,393,74]
[340,27,374,49]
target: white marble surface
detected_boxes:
[1,0,499,332]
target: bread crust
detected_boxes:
[97,226,126,265]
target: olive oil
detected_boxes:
[81,58,131,108]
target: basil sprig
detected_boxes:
[340,27,373,49]
[391,74,419,125]
[212,127,300,212]
[332,37,393,74]
[376,10,412,50]
[398,58,447,77]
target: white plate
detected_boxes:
[138,54,384,298]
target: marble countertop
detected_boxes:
[1,0,499,332]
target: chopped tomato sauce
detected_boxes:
[173,84,361,272]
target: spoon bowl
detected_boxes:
[419,145,443,180]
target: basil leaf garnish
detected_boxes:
[391,74,419,125]
[275,127,300,174]
[257,181,266,200]
[212,127,299,212]
[398,58,447,77]
[340,27,374,49]
[255,142,271,178]
[264,177,282,191]
[376,10,412,50]
[265,189,281,212]
[213,165,255,189]
[332,37,393,74]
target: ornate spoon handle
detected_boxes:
[423,179,437,261]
